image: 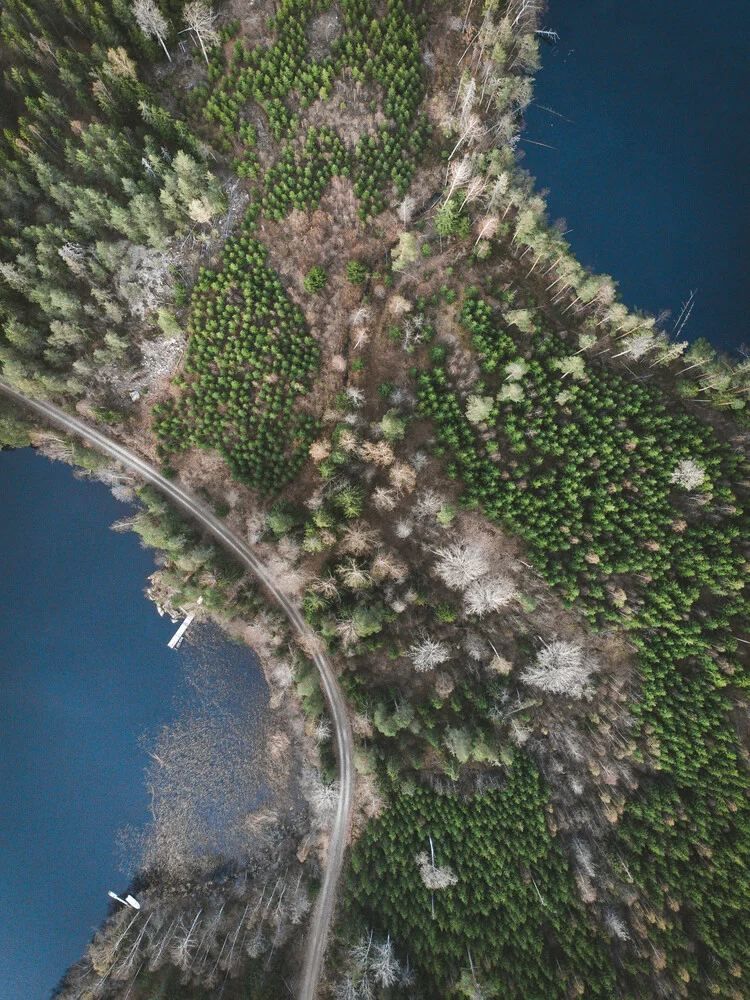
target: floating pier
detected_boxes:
[167,614,194,649]
[167,597,202,649]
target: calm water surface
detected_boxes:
[522,0,750,354]
[0,448,268,1000]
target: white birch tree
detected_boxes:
[182,1,218,64]
[132,0,171,61]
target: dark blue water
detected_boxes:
[522,0,750,354]
[0,449,268,1000]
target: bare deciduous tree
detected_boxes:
[332,975,358,1000]
[611,331,657,361]
[309,438,332,463]
[443,726,473,763]
[464,574,517,616]
[371,551,407,583]
[346,385,365,408]
[409,635,451,672]
[336,616,360,648]
[434,542,490,590]
[474,214,499,245]
[458,173,487,211]
[339,521,379,556]
[604,908,631,942]
[370,935,400,987]
[486,172,510,211]
[445,156,474,205]
[359,440,395,467]
[313,717,332,744]
[305,771,340,828]
[397,194,416,227]
[182,0,218,63]
[371,486,398,511]
[415,488,445,518]
[313,573,340,599]
[670,458,706,490]
[388,461,417,494]
[465,394,494,424]
[336,557,373,591]
[132,0,171,61]
[521,640,596,699]
[106,45,138,78]
[417,840,458,890]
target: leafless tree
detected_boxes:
[339,521,379,556]
[458,75,477,124]
[332,975,359,1000]
[486,172,510,212]
[359,440,395,467]
[409,635,451,672]
[346,385,365,408]
[458,173,487,211]
[464,574,517,617]
[371,551,407,583]
[306,773,340,828]
[474,214,499,245]
[336,558,373,591]
[434,542,490,590]
[465,394,494,424]
[349,305,371,327]
[350,930,374,969]
[604,908,631,941]
[398,194,416,227]
[443,726,473,763]
[670,458,705,490]
[371,486,398,511]
[415,488,446,518]
[509,32,540,72]
[309,438,332,463]
[521,640,597,699]
[313,573,340,600]
[388,461,417,494]
[417,837,458,920]
[370,935,400,987]
[509,0,543,30]
[132,0,171,61]
[611,332,657,361]
[444,155,473,201]
[181,0,218,63]
[336,617,360,648]
[313,717,332,744]
[395,519,413,539]
[650,338,688,367]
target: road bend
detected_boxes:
[0,380,354,1000]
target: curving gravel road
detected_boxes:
[0,380,354,1000]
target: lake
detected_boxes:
[522,0,750,355]
[0,448,269,1000]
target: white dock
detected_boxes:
[167,597,202,649]
[168,613,194,649]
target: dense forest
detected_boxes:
[0,0,748,999]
